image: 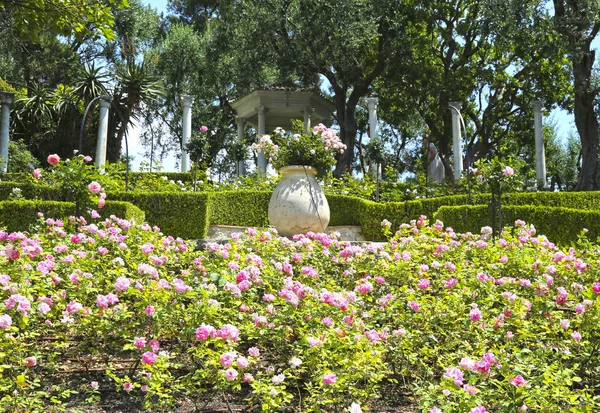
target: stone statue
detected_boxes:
[423,136,445,183]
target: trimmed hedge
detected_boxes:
[0,181,61,200]
[110,192,210,239]
[0,201,145,233]
[435,204,600,245]
[6,174,600,243]
[209,191,271,227]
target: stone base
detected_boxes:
[205,225,366,242]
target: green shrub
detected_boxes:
[0,200,144,232]
[110,192,210,239]
[327,195,364,226]
[435,204,600,245]
[0,182,61,200]
[209,191,271,227]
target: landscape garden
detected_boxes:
[2,0,600,412]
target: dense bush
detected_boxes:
[209,191,271,227]
[110,192,211,239]
[0,200,144,232]
[436,204,600,245]
[1,215,600,412]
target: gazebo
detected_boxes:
[231,86,336,174]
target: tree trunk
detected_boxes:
[573,51,600,190]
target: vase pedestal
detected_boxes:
[268,165,330,237]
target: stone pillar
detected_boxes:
[303,106,314,133]
[257,106,267,174]
[181,95,195,173]
[532,100,546,187]
[0,92,14,173]
[449,102,463,181]
[95,97,111,169]
[236,117,246,176]
[366,97,380,178]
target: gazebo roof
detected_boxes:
[231,87,336,132]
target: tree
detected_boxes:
[233,0,415,177]
[379,0,571,180]
[553,0,600,190]
[0,0,127,42]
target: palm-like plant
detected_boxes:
[72,64,109,102]
[107,61,164,162]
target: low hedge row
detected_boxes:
[3,179,600,243]
[109,192,211,240]
[209,191,271,227]
[0,201,145,233]
[435,204,599,245]
[0,181,61,200]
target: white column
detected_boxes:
[449,102,463,181]
[366,97,378,140]
[366,97,380,178]
[236,117,246,176]
[95,97,111,169]
[0,93,14,173]
[257,106,267,174]
[181,95,194,173]
[532,100,546,187]
[303,106,313,133]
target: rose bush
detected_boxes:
[0,212,599,412]
[253,121,347,178]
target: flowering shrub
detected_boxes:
[470,157,522,196]
[0,213,599,412]
[39,153,109,210]
[253,121,347,178]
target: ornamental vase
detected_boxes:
[268,165,330,237]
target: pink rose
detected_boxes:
[47,154,60,165]
[123,382,133,392]
[88,181,102,194]
[84,156,93,163]
[220,352,236,367]
[200,125,208,133]
[224,368,238,381]
[33,169,42,179]
[503,166,514,177]
[417,279,430,289]
[145,305,155,316]
[322,373,337,385]
[510,375,527,387]
[24,357,37,367]
[134,337,147,349]
[141,351,158,365]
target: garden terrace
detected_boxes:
[1,180,600,244]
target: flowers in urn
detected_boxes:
[253,120,346,178]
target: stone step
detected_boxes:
[205,225,366,242]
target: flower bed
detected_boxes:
[0,214,599,412]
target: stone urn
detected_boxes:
[268,165,330,237]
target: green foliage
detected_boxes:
[435,204,600,245]
[0,200,144,232]
[1,0,128,42]
[0,78,16,93]
[209,191,271,227]
[110,192,211,239]
[6,140,39,173]
[40,153,107,208]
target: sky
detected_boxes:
[129,0,589,173]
